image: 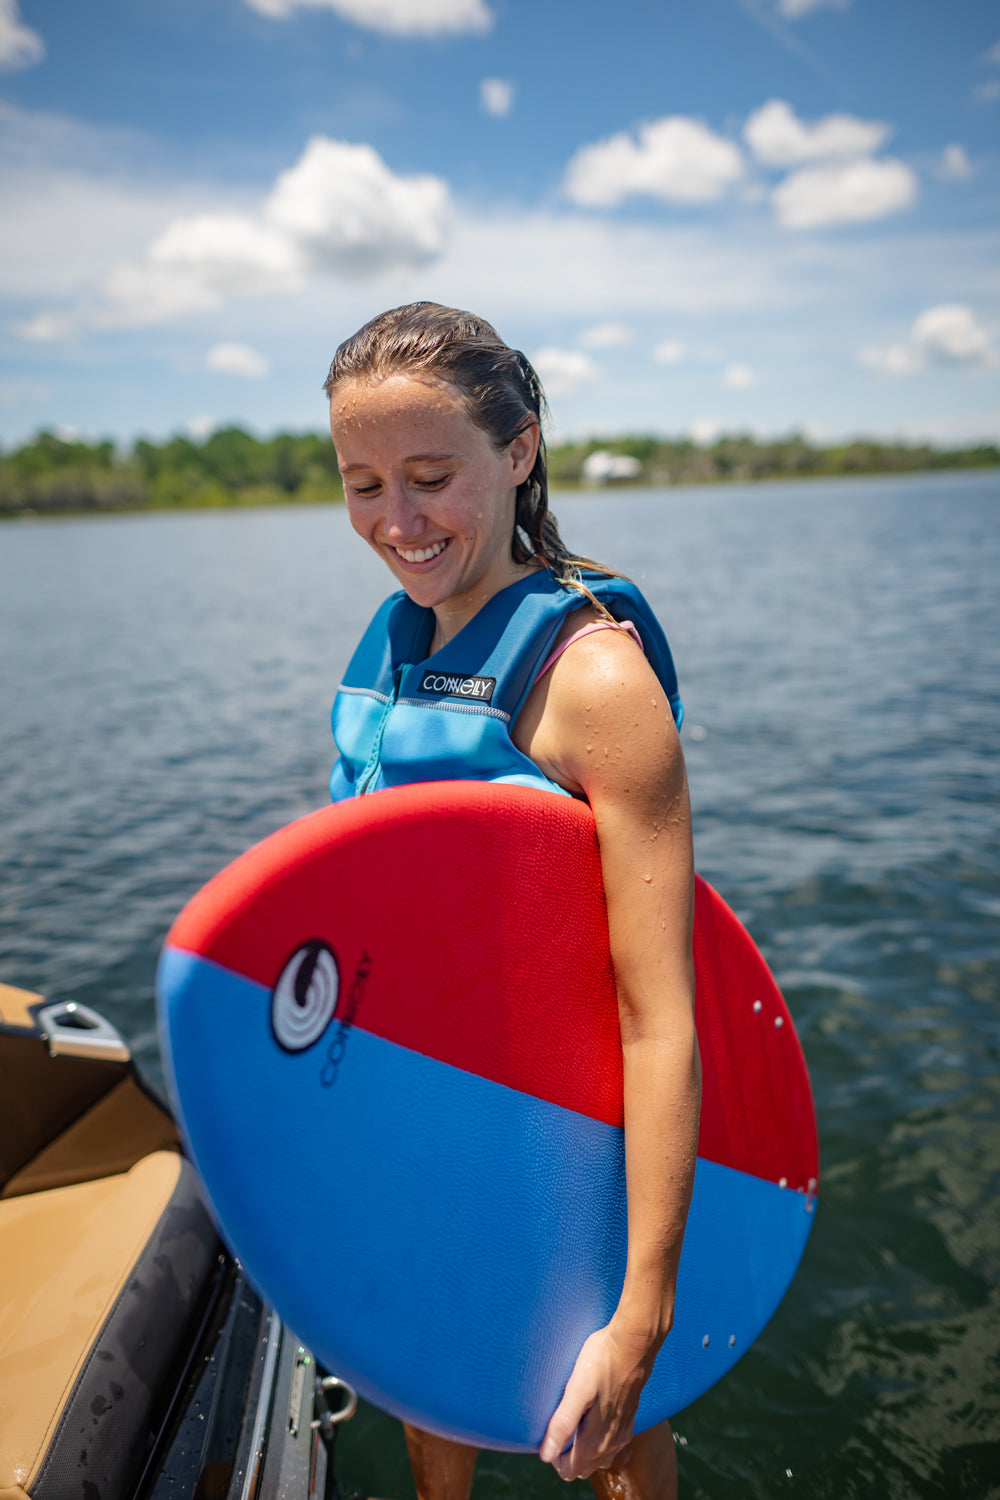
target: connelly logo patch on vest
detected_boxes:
[418,671,497,705]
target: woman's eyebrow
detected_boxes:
[340,452,459,472]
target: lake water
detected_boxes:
[1,470,997,1499]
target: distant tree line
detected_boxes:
[548,434,1000,487]
[1,426,996,517]
[0,428,343,516]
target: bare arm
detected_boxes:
[515,618,701,1481]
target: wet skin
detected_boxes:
[330,374,697,1495]
[329,373,539,652]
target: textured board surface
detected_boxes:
[157,781,818,1450]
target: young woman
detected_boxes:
[325,303,700,1500]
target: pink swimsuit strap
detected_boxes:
[537,619,644,680]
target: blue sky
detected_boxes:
[1,0,998,450]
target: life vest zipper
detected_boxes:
[356,664,404,796]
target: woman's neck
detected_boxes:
[429,560,543,653]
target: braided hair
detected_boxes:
[323,302,624,612]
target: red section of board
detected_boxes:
[691,878,818,1194]
[166,781,818,1192]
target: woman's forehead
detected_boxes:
[332,372,461,419]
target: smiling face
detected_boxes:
[330,373,539,643]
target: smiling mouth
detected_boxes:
[392,538,450,564]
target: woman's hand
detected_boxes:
[539,1317,667,1482]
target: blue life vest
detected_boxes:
[330,568,682,803]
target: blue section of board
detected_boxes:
[158,947,814,1449]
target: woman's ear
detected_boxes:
[509,420,540,483]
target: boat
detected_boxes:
[0,981,360,1500]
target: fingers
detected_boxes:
[549,1425,635,1484]
[542,1396,635,1482]
[538,1388,584,1466]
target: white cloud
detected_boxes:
[858,343,923,377]
[531,347,600,398]
[778,0,851,16]
[972,79,1000,103]
[206,342,270,378]
[773,158,918,228]
[859,304,996,377]
[723,361,759,389]
[15,310,80,342]
[653,339,686,364]
[0,0,44,70]
[19,136,451,335]
[744,99,890,167]
[983,40,1000,65]
[187,415,218,440]
[0,106,231,309]
[265,136,450,273]
[148,211,299,290]
[935,144,974,181]
[690,417,722,445]
[479,78,514,117]
[578,321,634,348]
[242,0,492,35]
[429,212,790,322]
[887,410,1000,447]
[913,304,994,366]
[564,116,744,208]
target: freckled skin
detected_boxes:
[330,374,539,651]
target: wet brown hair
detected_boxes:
[323,302,622,606]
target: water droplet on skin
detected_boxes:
[643,873,652,882]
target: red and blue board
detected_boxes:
[156,781,818,1450]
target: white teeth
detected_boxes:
[396,539,447,563]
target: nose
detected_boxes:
[381,482,426,544]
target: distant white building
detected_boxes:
[581,449,642,483]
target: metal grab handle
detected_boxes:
[311,1373,358,1430]
[36,1001,130,1062]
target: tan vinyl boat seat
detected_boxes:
[0,1151,219,1500]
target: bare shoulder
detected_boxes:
[514,606,682,803]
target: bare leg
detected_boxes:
[589,1419,677,1500]
[403,1422,478,1500]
